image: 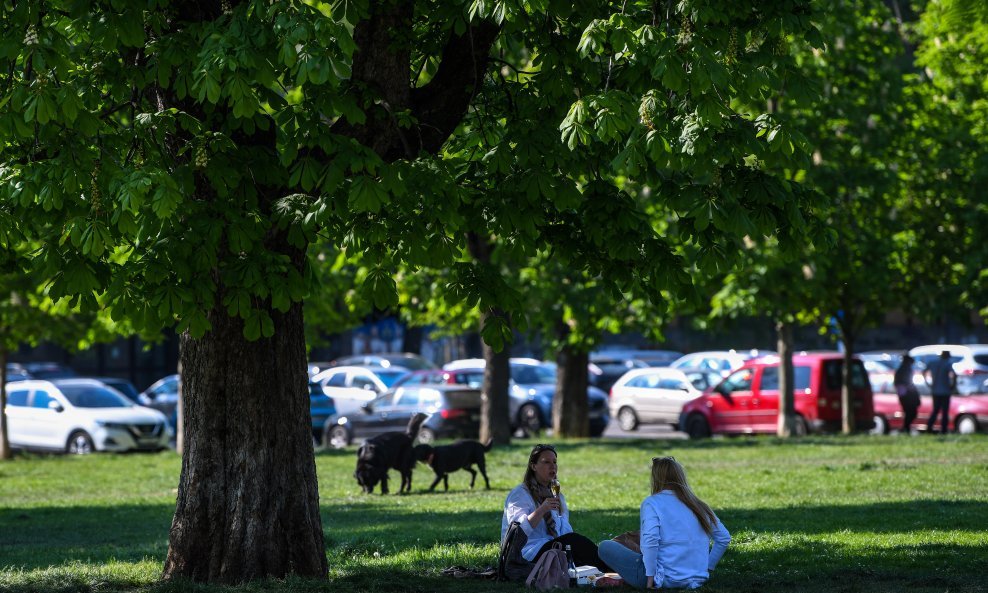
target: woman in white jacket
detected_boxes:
[598,456,730,589]
[500,443,610,570]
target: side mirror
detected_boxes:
[714,384,728,396]
[361,403,374,414]
[47,400,64,413]
[362,384,377,391]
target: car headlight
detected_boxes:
[96,421,129,430]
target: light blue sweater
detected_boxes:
[640,491,731,588]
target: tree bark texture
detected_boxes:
[775,320,797,437]
[175,358,184,456]
[554,344,589,438]
[163,297,326,583]
[0,347,10,460]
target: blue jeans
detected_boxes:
[598,540,707,590]
[598,540,647,588]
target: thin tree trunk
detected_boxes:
[0,347,10,460]
[839,315,857,434]
[468,232,512,445]
[776,319,797,437]
[554,343,589,438]
[162,297,326,582]
[480,309,513,445]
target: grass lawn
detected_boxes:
[1,434,987,593]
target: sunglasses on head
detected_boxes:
[652,455,676,463]
[530,444,556,456]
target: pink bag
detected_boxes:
[525,543,570,590]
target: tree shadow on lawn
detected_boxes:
[3,500,985,592]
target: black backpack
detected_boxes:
[498,521,537,582]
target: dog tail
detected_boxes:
[406,412,429,440]
[483,438,494,452]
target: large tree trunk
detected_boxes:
[0,347,10,460]
[174,359,184,456]
[775,319,798,437]
[155,0,500,583]
[162,299,326,582]
[554,343,589,438]
[480,309,513,445]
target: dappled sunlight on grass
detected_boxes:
[1,435,986,592]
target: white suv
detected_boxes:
[4,379,171,454]
[908,344,988,395]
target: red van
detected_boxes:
[679,353,874,438]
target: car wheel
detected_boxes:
[793,414,809,436]
[870,414,889,435]
[617,407,639,431]
[685,414,710,439]
[66,431,94,455]
[956,415,978,435]
[518,404,543,434]
[326,425,350,449]
[417,427,436,445]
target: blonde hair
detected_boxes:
[651,457,716,534]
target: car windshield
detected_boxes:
[376,370,409,388]
[511,364,556,384]
[59,385,133,408]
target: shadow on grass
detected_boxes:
[3,499,987,592]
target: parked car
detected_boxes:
[859,351,930,395]
[588,354,650,392]
[679,352,874,438]
[908,344,988,395]
[20,362,76,379]
[139,374,180,421]
[5,363,30,382]
[3,379,171,453]
[322,384,481,448]
[670,350,774,378]
[307,362,333,378]
[591,349,684,368]
[436,358,610,436]
[311,365,410,416]
[871,391,988,434]
[608,367,723,431]
[308,380,337,444]
[84,376,141,403]
[330,352,436,371]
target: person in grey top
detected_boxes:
[924,351,956,434]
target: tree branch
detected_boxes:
[410,20,502,155]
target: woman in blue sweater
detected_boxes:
[598,457,730,589]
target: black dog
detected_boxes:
[413,439,493,492]
[354,413,428,495]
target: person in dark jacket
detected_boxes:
[924,351,956,434]
[893,355,920,434]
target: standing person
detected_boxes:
[893,354,920,434]
[924,350,957,434]
[500,444,611,570]
[598,457,730,589]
